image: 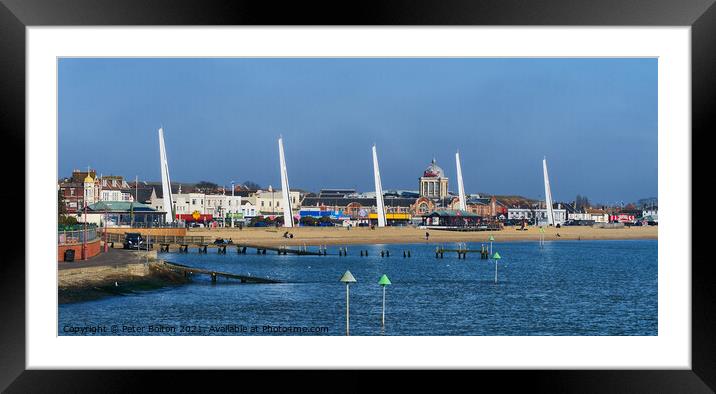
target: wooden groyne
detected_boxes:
[435,244,491,259]
[161,261,281,284]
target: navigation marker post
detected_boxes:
[493,252,501,283]
[340,270,357,336]
[378,274,392,329]
[488,235,495,256]
[539,227,545,248]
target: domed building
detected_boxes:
[419,158,449,199]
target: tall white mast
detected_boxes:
[278,137,294,228]
[372,145,386,227]
[456,151,467,211]
[158,127,174,223]
[543,156,554,225]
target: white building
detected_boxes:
[240,201,259,218]
[508,207,567,225]
[98,176,133,202]
[586,209,610,223]
[247,189,301,215]
[568,212,592,221]
[205,193,242,220]
[100,189,133,202]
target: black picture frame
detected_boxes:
[2,0,713,391]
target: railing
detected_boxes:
[102,232,209,245]
[58,228,98,245]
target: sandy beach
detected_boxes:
[187,225,657,247]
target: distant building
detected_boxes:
[318,189,356,198]
[59,170,133,214]
[508,204,567,225]
[99,175,133,202]
[586,208,609,223]
[240,201,259,219]
[419,159,449,199]
[423,209,482,228]
[247,189,301,216]
[82,201,166,227]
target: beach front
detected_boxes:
[185,225,658,247]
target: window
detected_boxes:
[192,199,196,205]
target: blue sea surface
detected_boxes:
[58,240,657,336]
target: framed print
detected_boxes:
[2,0,714,391]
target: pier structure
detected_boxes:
[161,261,280,283]
[435,244,491,259]
[103,233,327,255]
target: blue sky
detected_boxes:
[59,58,657,204]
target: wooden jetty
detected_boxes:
[104,233,327,256]
[161,261,281,283]
[435,244,490,259]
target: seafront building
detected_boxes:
[507,205,568,225]
[59,158,652,228]
[82,201,166,227]
[58,170,134,214]
[298,159,507,226]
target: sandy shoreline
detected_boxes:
[187,225,657,247]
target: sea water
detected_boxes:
[58,239,657,336]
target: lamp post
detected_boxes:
[231,181,235,228]
[82,197,87,260]
[103,208,108,253]
[340,270,357,336]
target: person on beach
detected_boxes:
[425,231,430,241]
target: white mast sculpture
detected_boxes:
[372,145,386,227]
[456,151,467,211]
[278,137,294,228]
[543,156,555,226]
[158,127,174,223]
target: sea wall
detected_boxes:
[58,239,101,261]
[58,259,187,304]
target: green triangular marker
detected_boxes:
[492,252,501,260]
[340,270,357,283]
[488,235,495,241]
[539,227,545,233]
[378,274,391,286]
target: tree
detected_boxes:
[58,188,67,217]
[242,181,261,190]
[575,195,591,211]
[195,181,219,191]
